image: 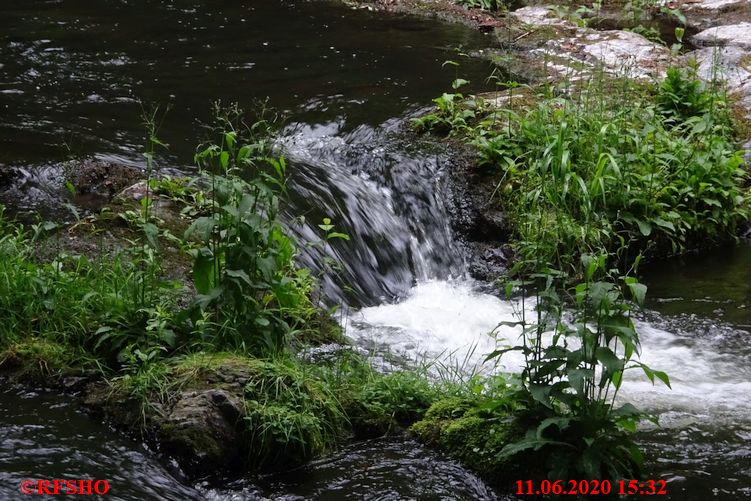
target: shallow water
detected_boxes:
[0,385,204,501]
[348,258,751,499]
[0,0,490,164]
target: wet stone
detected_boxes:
[159,389,244,477]
[681,0,751,31]
[68,159,142,200]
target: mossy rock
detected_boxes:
[411,397,527,485]
[0,339,75,382]
[158,388,245,477]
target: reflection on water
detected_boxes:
[0,385,508,501]
[641,242,751,328]
[0,0,491,165]
[204,437,506,501]
[0,385,204,501]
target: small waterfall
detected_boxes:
[279,118,467,306]
[278,118,751,434]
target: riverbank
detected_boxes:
[354,0,751,489]
[0,131,490,482]
[376,0,751,280]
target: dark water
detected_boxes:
[1,0,490,304]
[0,385,204,501]
[642,243,751,329]
[0,386,504,500]
[203,438,502,500]
[0,0,489,164]
[631,244,751,500]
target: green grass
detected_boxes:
[419,67,749,278]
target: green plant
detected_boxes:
[353,370,440,431]
[185,106,314,355]
[111,346,171,424]
[242,357,347,468]
[455,0,505,11]
[488,255,670,483]
[413,61,486,134]
[462,70,749,278]
[656,65,724,126]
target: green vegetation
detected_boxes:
[488,255,666,484]
[419,66,748,278]
[455,0,507,11]
[186,107,315,355]
[414,63,747,488]
[0,105,456,475]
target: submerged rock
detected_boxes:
[0,165,24,188]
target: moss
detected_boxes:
[159,422,224,458]
[411,397,527,485]
[728,95,751,144]
[171,351,265,390]
[291,309,348,347]
[0,338,75,381]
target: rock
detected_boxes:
[158,389,245,477]
[0,165,24,188]
[67,159,142,200]
[115,180,150,201]
[534,29,671,82]
[466,241,510,283]
[686,45,751,135]
[681,0,751,31]
[61,376,92,392]
[685,0,745,8]
[688,45,751,89]
[444,147,511,282]
[508,6,670,83]
[692,23,751,50]
[512,6,575,28]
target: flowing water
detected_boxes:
[1,0,750,499]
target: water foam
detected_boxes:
[348,279,751,425]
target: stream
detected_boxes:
[1,0,750,499]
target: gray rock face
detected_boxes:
[682,0,751,31]
[692,23,751,50]
[510,6,671,83]
[686,37,751,137]
[508,4,751,142]
[159,389,245,477]
[512,6,574,28]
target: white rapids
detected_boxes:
[346,278,751,426]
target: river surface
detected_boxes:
[1,0,750,499]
